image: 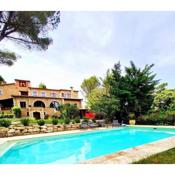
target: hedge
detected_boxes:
[136,111,175,125]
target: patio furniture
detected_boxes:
[88,120,97,128]
[96,119,105,127]
[80,121,89,129]
[112,120,120,127]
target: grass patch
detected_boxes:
[133,147,175,164]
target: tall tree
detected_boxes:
[109,61,159,118]
[109,62,130,117]
[0,75,5,84]
[81,76,100,98]
[39,83,46,89]
[0,11,60,66]
[153,83,175,111]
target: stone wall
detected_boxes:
[0,123,80,138]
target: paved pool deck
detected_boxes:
[0,125,175,164]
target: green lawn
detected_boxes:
[134,147,175,164]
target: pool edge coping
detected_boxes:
[82,135,175,164]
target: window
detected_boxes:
[0,89,2,96]
[50,92,57,98]
[20,101,26,108]
[41,92,46,97]
[19,81,26,87]
[20,91,28,96]
[32,91,37,96]
[61,93,64,98]
[61,92,71,98]
[67,93,71,98]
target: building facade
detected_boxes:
[0,79,82,119]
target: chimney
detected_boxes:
[70,86,73,98]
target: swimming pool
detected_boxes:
[0,127,175,164]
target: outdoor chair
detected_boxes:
[120,120,127,126]
[112,120,120,127]
[80,121,89,129]
[88,120,97,128]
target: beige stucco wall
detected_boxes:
[0,79,82,118]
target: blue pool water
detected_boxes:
[0,127,174,164]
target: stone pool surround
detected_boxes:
[0,125,175,164]
[0,123,81,137]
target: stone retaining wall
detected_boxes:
[0,123,80,137]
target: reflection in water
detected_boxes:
[78,140,91,161]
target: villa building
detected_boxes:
[0,79,82,119]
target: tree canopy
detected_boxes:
[109,61,159,118]
[82,61,159,122]
[0,11,60,66]
[38,83,47,89]
[81,76,100,98]
[0,75,5,84]
[153,83,175,111]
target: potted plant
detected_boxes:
[129,113,136,125]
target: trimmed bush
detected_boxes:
[37,119,45,126]
[12,106,21,118]
[20,118,30,126]
[74,117,80,123]
[52,118,59,125]
[64,118,70,125]
[0,119,11,127]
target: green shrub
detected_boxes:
[137,114,163,125]
[92,118,96,123]
[74,117,80,123]
[58,118,64,124]
[82,118,89,122]
[137,111,175,125]
[64,118,70,124]
[129,113,135,120]
[0,113,14,118]
[52,118,59,125]
[20,118,30,126]
[94,112,105,120]
[0,119,11,127]
[12,106,21,118]
[51,115,59,119]
[164,111,175,125]
[37,119,45,126]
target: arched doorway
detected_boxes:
[50,101,60,111]
[33,112,41,119]
[33,100,45,107]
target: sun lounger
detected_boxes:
[112,120,120,127]
[88,121,97,128]
[80,121,89,129]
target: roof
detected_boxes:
[15,79,31,82]
[0,83,15,86]
[29,87,79,92]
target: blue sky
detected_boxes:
[1,11,175,93]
